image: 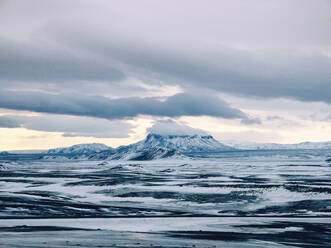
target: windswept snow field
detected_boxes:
[0,149,331,247]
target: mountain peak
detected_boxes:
[141,132,234,153]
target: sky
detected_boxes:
[1,0,331,150]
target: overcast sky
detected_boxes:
[1,0,331,150]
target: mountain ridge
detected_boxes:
[46,143,111,155]
[39,133,234,161]
[224,140,331,150]
[89,133,234,161]
[3,134,331,161]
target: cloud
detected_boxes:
[0,0,330,148]
[148,119,208,136]
[240,117,261,125]
[0,115,133,138]
[0,116,21,128]
[24,1,330,105]
[74,35,331,104]
[0,0,330,105]
[215,130,283,143]
[0,90,248,120]
[0,37,125,83]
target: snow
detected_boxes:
[1,217,328,232]
[46,143,112,154]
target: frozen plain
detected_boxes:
[0,149,331,247]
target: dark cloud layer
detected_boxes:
[0,37,125,83]
[241,117,261,125]
[58,30,331,104]
[0,116,21,128]
[0,0,330,105]
[1,24,330,104]
[0,115,133,138]
[0,90,248,120]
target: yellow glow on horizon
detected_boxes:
[0,128,137,151]
[1,115,331,151]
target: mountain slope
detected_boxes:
[104,146,180,161]
[46,143,112,155]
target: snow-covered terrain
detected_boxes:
[1,122,330,246]
[1,217,330,247]
[1,147,330,247]
[1,149,330,218]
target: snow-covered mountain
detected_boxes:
[46,143,112,155]
[41,121,235,161]
[224,140,331,150]
[4,117,331,161]
[90,133,234,161]
[43,131,233,161]
[130,133,235,153]
[16,120,331,161]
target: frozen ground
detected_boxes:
[0,149,330,247]
[0,217,330,247]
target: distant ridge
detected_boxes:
[224,140,331,150]
[3,138,331,161]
